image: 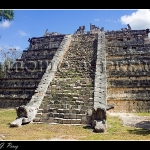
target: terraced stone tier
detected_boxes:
[9,59,52,71]
[107,47,150,56]
[6,70,45,78]
[106,29,150,112]
[0,35,66,108]
[0,88,35,99]
[28,35,65,50]
[21,49,57,60]
[107,99,150,113]
[0,99,28,108]
[0,79,41,88]
[0,86,36,107]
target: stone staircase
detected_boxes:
[33,34,98,125]
[0,35,65,108]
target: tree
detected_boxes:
[0,10,15,78]
[0,46,22,78]
[0,62,5,78]
[0,58,13,78]
[0,10,14,22]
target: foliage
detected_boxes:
[0,10,14,22]
[0,62,5,78]
[0,47,22,78]
[134,113,150,116]
[0,10,15,78]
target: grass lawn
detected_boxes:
[0,109,150,141]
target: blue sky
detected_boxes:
[0,9,150,58]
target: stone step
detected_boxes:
[33,117,41,122]
[40,101,94,110]
[37,109,43,113]
[46,88,93,94]
[49,79,94,86]
[45,96,93,102]
[39,103,84,110]
[35,113,43,117]
[42,96,93,104]
[46,93,93,98]
[43,118,83,124]
[52,77,93,82]
[36,108,87,119]
[57,108,84,114]
[52,92,80,96]
[42,107,87,114]
[48,85,94,89]
[49,112,87,119]
[44,96,80,101]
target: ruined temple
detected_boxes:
[0,24,150,132]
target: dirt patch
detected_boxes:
[107,112,150,130]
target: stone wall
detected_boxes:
[106,29,150,112]
[1,25,150,115]
[28,35,65,50]
[0,35,65,108]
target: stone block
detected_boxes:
[62,119,71,124]
[71,119,81,124]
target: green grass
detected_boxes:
[1,109,150,140]
[134,113,150,116]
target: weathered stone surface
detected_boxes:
[92,120,106,132]
[1,24,150,130]
[10,34,72,126]
[10,118,23,127]
[106,27,150,112]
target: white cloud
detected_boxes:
[18,30,30,37]
[105,19,119,23]
[120,9,150,30]
[94,19,100,22]
[0,20,11,28]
